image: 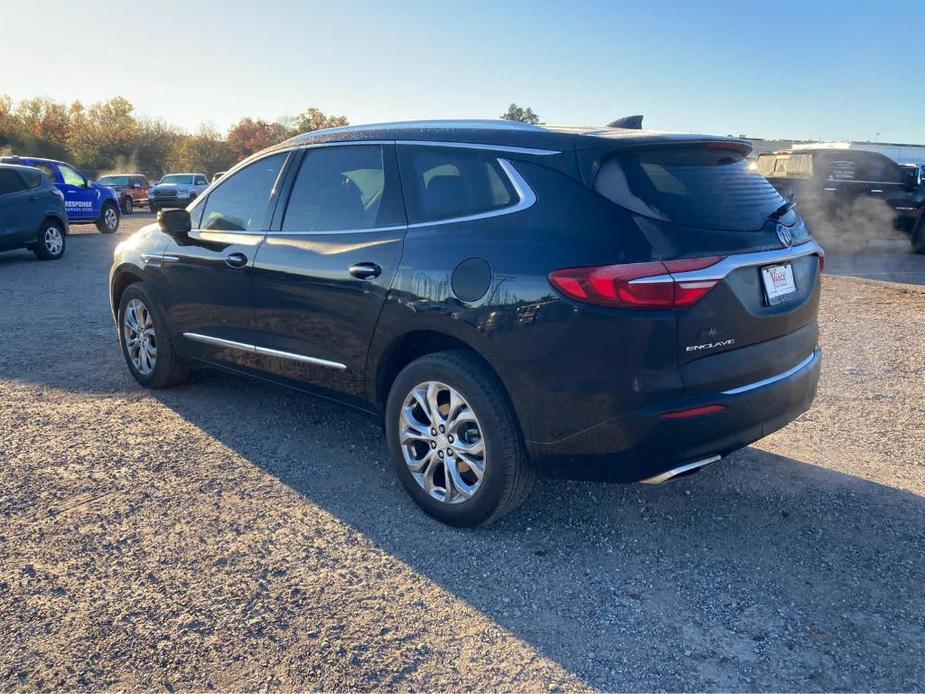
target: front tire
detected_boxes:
[96,202,120,233]
[32,220,66,260]
[117,284,189,388]
[385,350,535,527]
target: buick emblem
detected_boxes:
[776,224,793,248]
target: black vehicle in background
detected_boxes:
[0,163,68,260]
[109,120,823,526]
[756,148,925,252]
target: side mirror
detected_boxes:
[132,183,141,189]
[84,179,93,188]
[157,208,191,237]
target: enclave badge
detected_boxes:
[776,223,794,247]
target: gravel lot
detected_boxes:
[1,214,923,691]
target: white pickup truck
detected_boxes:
[148,173,209,213]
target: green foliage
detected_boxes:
[0,95,350,178]
[500,103,542,125]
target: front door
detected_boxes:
[151,151,291,368]
[57,162,97,221]
[251,144,407,397]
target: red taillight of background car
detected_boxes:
[548,257,724,310]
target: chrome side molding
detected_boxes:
[640,455,721,485]
[182,332,347,370]
[722,348,820,395]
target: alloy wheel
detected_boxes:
[123,299,157,375]
[399,381,486,504]
[105,206,119,231]
[43,226,63,255]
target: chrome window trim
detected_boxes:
[629,240,824,285]
[182,332,347,370]
[398,140,560,156]
[266,157,536,236]
[721,348,820,395]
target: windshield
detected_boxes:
[159,174,194,185]
[98,175,131,186]
[596,146,785,231]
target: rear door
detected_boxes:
[250,143,407,397]
[594,144,823,394]
[0,169,34,247]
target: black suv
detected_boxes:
[756,148,925,252]
[109,120,823,526]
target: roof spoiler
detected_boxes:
[607,115,644,130]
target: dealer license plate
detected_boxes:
[761,263,797,305]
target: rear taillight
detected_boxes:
[549,257,723,310]
[818,251,825,273]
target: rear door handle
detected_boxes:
[225,252,248,268]
[349,262,382,280]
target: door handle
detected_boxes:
[225,252,248,268]
[349,262,382,280]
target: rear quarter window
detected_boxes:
[595,146,785,231]
[399,146,515,224]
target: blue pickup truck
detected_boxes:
[0,156,121,233]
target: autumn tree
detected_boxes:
[289,107,349,135]
[226,117,289,160]
[500,103,541,125]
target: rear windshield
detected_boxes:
[596,146,785,231]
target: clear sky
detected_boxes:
[3,0,922,143]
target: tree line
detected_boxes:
[0,96,349,179]
[0,96,542,179]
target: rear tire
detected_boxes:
[32,220,66,260]
[912,218,925,254]
[149,203,158,216]
[117,284,189,388]
[96,202,120,233]
[122,196,133,215]
[385,350,535,527]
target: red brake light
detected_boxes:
[818,251,825,273]
[549,257,724,310]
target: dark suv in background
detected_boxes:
[756,148,925,252]
[109,120,823,526]
[0,163,68,260]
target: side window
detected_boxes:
[59,164,85,186]
[195,176,208,186]
[398,146,515,224]
[282,145,405,232]
[20,168,42,189]
[199,153,286,232]
[0,170,27,195]
[34,163,59,182]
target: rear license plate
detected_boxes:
[761,263,797,305]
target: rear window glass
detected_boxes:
[756,153,813,179]
[399,147,515,224]
[596,146,785,231]
[21,168,41,188]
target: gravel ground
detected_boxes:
[1,215,923,691]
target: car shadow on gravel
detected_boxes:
[148,369,924,692]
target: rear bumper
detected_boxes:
[526,347,821,482]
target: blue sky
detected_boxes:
[3,0,922,142]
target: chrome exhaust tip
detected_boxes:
[640,455,721,485]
